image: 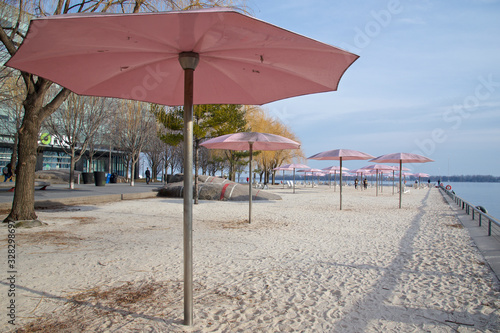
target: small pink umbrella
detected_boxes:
[298,168,323,187]
[322,166,349,189]
[370,153,434,208]
[6,9,358,325]
[280,163,310,193]
[273,166,294,188]
[201,132,300,224]
[360,164,397,195]
[308,149,374,210]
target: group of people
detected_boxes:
[354,178,368,189]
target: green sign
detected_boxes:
[40,133,51,145]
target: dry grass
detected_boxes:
[71,281,158,306]
[17,280,181,333]
[16,230,84,246]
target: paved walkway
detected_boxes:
[0,182,161,210]
[440,188,500,282]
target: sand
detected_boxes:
[1,185,499,332]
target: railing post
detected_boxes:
[479,213,482,227]
[472,209,474,220]
[489,219,492,236]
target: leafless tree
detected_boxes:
[143,123,167,182]
[43,94,110,189]
[112,101,156,186]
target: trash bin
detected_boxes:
[110,173,118,183]
[94,171,106,186]
[82,172,94,184]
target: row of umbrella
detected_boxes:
[201,134,434,212]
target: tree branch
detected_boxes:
[40,87,71,120]
[0,26,18,56]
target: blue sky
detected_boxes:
[249,0,500,177]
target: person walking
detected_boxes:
[145,168,151,184]
[3,163,13,182]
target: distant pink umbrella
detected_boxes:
[6,8,358,326]
[308,149,374,210]
[413,172,430,178]
[298,168,322,187]
[370,153,434,208]
[201,132,300,224]
[322,166,349,189]
[280,163,311,193]
[274,166,294,188]
[360,164,397,195]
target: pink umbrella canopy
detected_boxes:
[371,153,434,164]
[308,149,374,161]
[200,132,300,151]
[6,9,359,106]
[201,132,299,224]
[413,173,430,178]
[281,163,311,169]
[370,152,434,208]
[6,9,358,326]
[308,149,374,210]
[321,165,350,173]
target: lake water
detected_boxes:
[442,182,500,220]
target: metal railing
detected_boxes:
[440,185,500,241]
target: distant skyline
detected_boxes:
[249,0,500,176]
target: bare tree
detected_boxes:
[112,101,156,186]
[143,122,167,182]
[44,94,110,188]
[0,71,23,176]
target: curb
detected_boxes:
[0,192,158,210]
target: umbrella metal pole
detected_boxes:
[179,52,199,327]
[392,171,395,195]
[399,160,402,209]
[334,171,337,192]
[248,142,253,224]
[339,158,343,210]
[293,169,296,193]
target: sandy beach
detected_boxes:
[1,185,499,332]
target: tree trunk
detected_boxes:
[130,161,135,186]
[9,118,19,176]
[69,147,76,189]
[4,106,40,222]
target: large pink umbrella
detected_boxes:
[201,132,299,224]
[6,8,358,325]
[308,149,374,210]
[370,153,434,208]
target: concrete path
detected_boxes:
[441,189,500,282]
[0,182,161,210]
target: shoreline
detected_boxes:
[1,186,499,332]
